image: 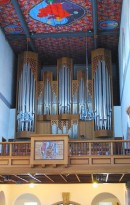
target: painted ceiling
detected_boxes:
[0,0,122,65]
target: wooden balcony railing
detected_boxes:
[0,140,130,168]
[68,140,130,156]
[0,142,31,156]
[1,140,130,157]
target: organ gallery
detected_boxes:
[16,48,113,140]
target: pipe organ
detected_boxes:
[92,48,113,137]
[16,50,113,139]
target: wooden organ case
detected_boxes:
[16,51,113,140]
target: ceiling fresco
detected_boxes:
[0,0,122,64]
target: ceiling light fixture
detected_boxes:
[92,181,98,188]
[29,183,35,188]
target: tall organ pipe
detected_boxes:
[44,79,51,115]
[58,65,71,114]
[98,61,102,129]
[79,78,86,116]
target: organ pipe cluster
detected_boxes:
[94,60,112,130]
[17,63,35,132]
[92,48,113,136]
[16,51,38,136]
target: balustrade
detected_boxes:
[0,142,30,156]
[68,140,130,157]
[0,140,130,158]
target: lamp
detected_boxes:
[80,37,95,121]
[92,181,98,188]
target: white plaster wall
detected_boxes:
[0,29,16,141]
[118,0,130,139]
[0,29,15,104]
[121,57,130,139]
[1,183,125,205]
[8,109,16,139]
[0,100,10,138]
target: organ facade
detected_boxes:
[16,49,113,140]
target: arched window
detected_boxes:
[14,193,41,205]
[91,192,120,205]
[0,191,5,205]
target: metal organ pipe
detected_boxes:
[44,79,51,115]
[32,75,35,132]
[72,92,78,114]
[94,69,98,129]
[79,78,85,117]
[65,66,67,112]
[58,65,71,114]
[108,74,112,129]
[62,66,65,113]
[102,61,106,129]
[52,92,57,115]
[68,68,71,113]
[58,66,63,114]
[37,91,43,115]
[98,61,102,129]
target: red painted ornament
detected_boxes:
[38,3,70,20]
[0,0,10,5]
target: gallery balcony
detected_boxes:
[0,137,130,171]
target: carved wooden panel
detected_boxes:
[37,81,44,98]
[72,80,78,97]
[79,121,94,139]
[36,121,51,134]
[52,81,58,97]
[91,48,112,77]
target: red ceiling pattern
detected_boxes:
[0,0,93,33]
[98,0,122,28]
[0,0,122,64]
